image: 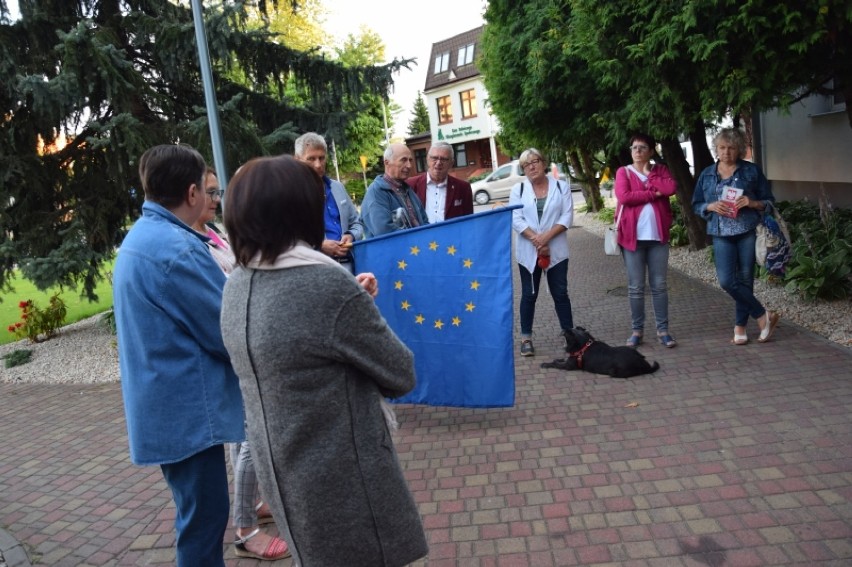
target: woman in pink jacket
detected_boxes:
[614,133,678,348]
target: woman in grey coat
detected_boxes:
[220,155,428,567]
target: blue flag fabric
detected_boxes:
[352,207,518,408]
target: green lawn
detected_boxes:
[1,266,114,346]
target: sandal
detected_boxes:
[657,334,677,348]
[731,333,749,346]
[626,334,643,348]
[757,311,780,343]
[234,528,290,560]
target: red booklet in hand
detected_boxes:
[721,186,743,218]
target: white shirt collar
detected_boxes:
[426,173,448,188]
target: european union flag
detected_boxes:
[352,206,517,408]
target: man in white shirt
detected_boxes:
[406,141,473,223]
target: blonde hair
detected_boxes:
[712,128,747,160]
[518,148,545,169]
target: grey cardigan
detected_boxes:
[221,264,428,567]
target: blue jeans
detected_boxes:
[161,445,230,567]
[518,259,574,336]
[712,231,766,327]
[622,241,670,333]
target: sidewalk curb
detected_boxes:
[0,528,31,567]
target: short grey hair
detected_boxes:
[383,145,395,161]
[518,148,545,169]
[294,132,327,157]
[428,141,453,159]
[712,128,747,160]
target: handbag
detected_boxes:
[755,202,792,276]
[604,206,623,256]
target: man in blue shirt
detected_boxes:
[294,132,364,273]
[113,144,244,566]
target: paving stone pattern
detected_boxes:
[1,227,850,566]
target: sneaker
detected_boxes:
[520,339,535,357]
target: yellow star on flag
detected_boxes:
[410,245,420,256]
[463,258,473,268]
[470,280,480,290]
[446,245,457,255]
[429,241,439,251]
[415,314,425,324]
[401,300,411,310]
[394,280,403,290]
[465,302,475,312]
[452,316,461,326]
[397,259,407,270]
[434,319,444,329]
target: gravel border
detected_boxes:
[1,215,848,386]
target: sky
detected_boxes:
[321,0,487,139]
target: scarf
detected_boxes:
[246,241,348,272]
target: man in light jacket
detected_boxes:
[294,132,364,273]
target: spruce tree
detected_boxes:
[407,91,431,136]
[0,0,406,298]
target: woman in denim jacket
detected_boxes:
[692,128,780,345]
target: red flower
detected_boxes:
[15,322,23,328]
[21,313,28,320]
[19,301,28,309]
[7,325,15,333]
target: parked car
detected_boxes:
[471,160,576,205]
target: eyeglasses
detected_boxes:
[205,189,224,200]
[429,156,451,163]
[630,145,650,152]
[522,158,542,169]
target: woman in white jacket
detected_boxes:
[509,148,575,357]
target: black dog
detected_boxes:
[541,327,660,378]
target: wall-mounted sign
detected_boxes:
[437,125,483,142]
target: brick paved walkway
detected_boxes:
[1,225,850,566]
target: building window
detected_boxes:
[437,95,453,124]
[453,143,467,166]
[457,43,475,66]
[414,149,427,173]
[434,52,449,73]
[460,89,477,119]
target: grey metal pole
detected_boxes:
[331,138,341,182]
[190,0,229,198]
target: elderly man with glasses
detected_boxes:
[406,141,473,223]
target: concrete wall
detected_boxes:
[760,96,852,208]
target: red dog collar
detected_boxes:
[569,339,594,369]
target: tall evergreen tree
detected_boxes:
[407,91,430,136]
[0,0,406,298]
[331,27,396,179]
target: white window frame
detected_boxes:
[457,43,475,66]
[434,52,449,73]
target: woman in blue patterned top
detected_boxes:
[692,127,780,346]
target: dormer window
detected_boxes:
[434,52,450,73]
[457,43,475,66]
